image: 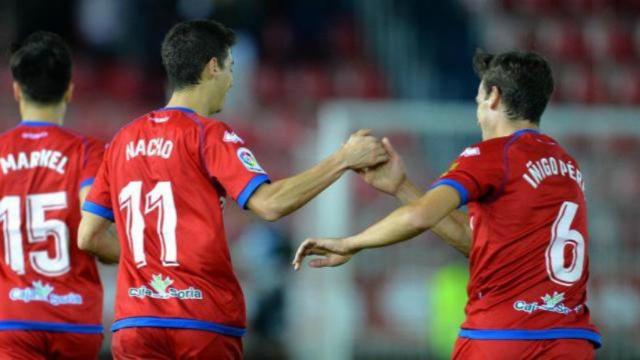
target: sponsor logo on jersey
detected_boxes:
[513,291,583,315]
[21,131,48,140]
[9,281,83,306]
[237,147,266,174]
[460,147,480,157]
[128,273,203,300]
[223,131,244,144]
[151,116,170,123]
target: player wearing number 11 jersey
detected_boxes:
[78,20,388,359]
[0,32,110,359]
[293,51,600,359]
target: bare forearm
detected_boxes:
[345,203,430,252]
[78,212,120,263]
[347,185,460,252]
[431,213,471,256]
[93,225,120,264]
[393,180,471,256]
[249,151,348,220]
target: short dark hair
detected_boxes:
[161,20,236,90]
[10,31,72,104]
[473,50,554,124]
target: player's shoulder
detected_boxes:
[457,136,506,161]
[196,116,244,143]
[44,124,92,145]
[197,115,233,132]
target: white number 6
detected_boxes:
[546,201,585,286]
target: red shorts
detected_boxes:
[453,337,595,360]
[112,328,242,360]
[0,331,102,360]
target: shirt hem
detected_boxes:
[459,327,602,348]
[112,316,246,338]
[0,320,103,334]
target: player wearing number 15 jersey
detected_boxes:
[78,20,388,359]
[0,32,111,359]
[293,51,600,359]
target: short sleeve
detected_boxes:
[431,143,505,206]
[202,123,270,208]
[82,144,114,221]
[80,137,106,189]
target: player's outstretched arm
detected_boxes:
[247,129,389,221]
[356,138,472,256]
[292,184,460,270]
[77,187,120,264]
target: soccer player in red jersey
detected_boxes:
[77,20,388,359]
[293,51,601,359]
[0,32,116,359]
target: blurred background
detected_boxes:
[0,0,639,359]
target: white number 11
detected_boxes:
[119,181,178,268]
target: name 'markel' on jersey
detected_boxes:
[0,149,68,175]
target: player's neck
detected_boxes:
[485,119,539,140]
[20,101,66,126]
[166,88,216,117]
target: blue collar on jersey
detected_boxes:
[158,106,196,114]
[19,120,61,127]
[512,128,539,138]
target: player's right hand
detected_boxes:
[292,237,354,271]
[356,137,406,195]
[340,129,389,170]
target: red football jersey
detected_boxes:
[84,107,270,337]
[0,121,104,334]
[433,129,600,347]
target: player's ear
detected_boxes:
[12,81,22,102]
[488,85,501,110]
[204,57,221,80]
[64,83,74,103]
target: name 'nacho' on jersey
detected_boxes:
[126,138,174,161]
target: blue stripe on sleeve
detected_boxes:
[112,317,246,337]
[459,328,602,348]
[80,177,95,189]
[237,174,270,209]
[430,179,470,206]
[0,320,103,334]
[82,200,115,222]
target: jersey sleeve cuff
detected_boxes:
[80,177,95,189]
[237,174,270,209]
[431,179,470,207]
[82,200,115,222]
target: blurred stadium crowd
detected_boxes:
[0,0,638,359]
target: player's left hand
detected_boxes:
[357,137,406,196]
[292,237,354,270]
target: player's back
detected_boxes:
[0,121,103,331]
[438,129,600,346]
[87,107,269,336]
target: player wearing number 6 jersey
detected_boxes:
[293,51,600,359]
[78,20,389,359]
[0,32,115,359]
